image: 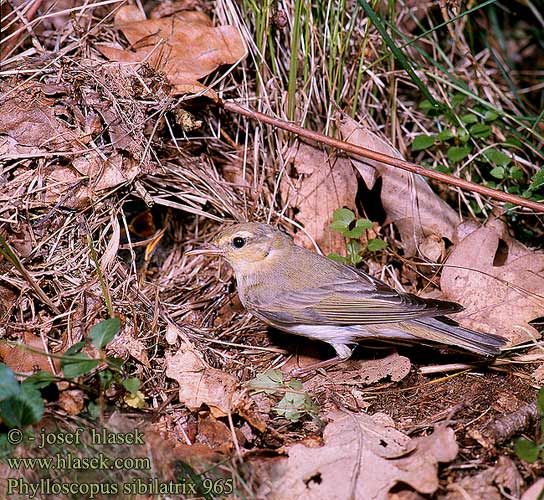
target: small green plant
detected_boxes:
[328,208,387,266]
[514,386,544,463]
[0,363,46,428]
[248,370,319,423]
[411,94,543,206]
[0,317,141,438]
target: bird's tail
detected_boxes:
[401,316,506,356]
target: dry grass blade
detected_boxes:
[0,233,60,314]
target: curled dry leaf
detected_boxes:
[165,344,240,418]
[280,143,358,255]
[264,411,458,500]
[97,6,247,95]
[338,115,461,259]
[441,219,544,345]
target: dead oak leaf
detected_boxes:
[165,345,240,418]
[280,143,358,255]
[97,6,247,94]
[266,412,458,500]
[440,220,544,345]
[338,115,461,259]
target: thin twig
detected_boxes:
[0,0,45,61]
[221,100,544,214]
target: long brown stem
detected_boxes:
[221,100,544,214]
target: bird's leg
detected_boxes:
[290,343,354,377]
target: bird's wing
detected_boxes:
[249,268,462,326]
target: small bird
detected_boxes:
[187,222,506,374]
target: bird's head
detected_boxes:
[186,222,292,275]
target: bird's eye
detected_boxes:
[232,236,246,249]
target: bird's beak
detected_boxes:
[185,243,223,256]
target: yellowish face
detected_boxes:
[187,222,292,274]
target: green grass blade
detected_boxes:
[357,0,438,107]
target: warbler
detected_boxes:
[187,222,506,374]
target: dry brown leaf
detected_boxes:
[0,83,84,157]
[445,456,522,500]
[522,479,544,500]
[107,324,150,367]
[72,153,140,192]
[280,143,358,255]
[441,219,544,345]
[265,412,458,500]
[97,6,247,94]
[57,389,86,416]
[338,115,461,259]
[298,351,411,393]
[165,344,240,418]
[0,331,57,374]
[196,414,234,452]
[355,351,411,384]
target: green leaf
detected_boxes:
[367,239,388,252]
[505,137,523,148]
[510,167,524,181]
[451,93,466,107]
[106,357,123,372]
[330,221,348,233]
[484,148,511,167]
[530,168,544,191]
[490,166,505,179]
[61,345,100,379]
[412,135,435,151]
[515,438,540,463]
[419,99,434,112]
[537,386,544,415]
[22,371,55,390]
[248,370,283,394]
[328,252,348,264]
[64,341,86,356]
[447,146,472,163]
[357,0,439,107]
[484,110,499,122]
[99,369,113,388]
[332,208,355,224]
[275,384,307,423]
[89,317,121,349]
[0,364,21,400]
[288,379,303,391]
[0,383,44,427]
[437,129,455,141]
[461,113,478,124]
[344,218,373,238]
[86,400,100,420]
[122,377,141,395]
[458,130,470,143]
[469,123,492,138]
[434,164,453,174]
